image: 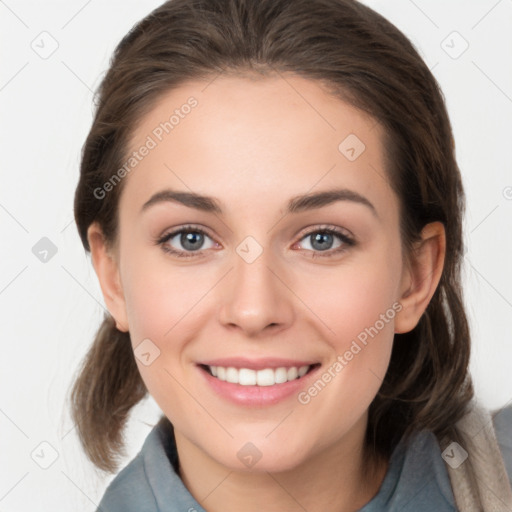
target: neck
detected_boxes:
[174,415,388,512]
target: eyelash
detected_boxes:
[155,224,355,259]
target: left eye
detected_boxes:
[302,231,341,251]
[295,228,354,255]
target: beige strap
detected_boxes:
[439,400,512,511]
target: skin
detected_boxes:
[87,73,446,512]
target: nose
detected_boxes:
[218,246,295,337]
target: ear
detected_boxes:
[87,222,129,332]
[394,221,446,334]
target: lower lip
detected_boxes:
[198,365,320,406]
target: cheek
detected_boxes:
[292,252,400,404]
[119,252,204,423]
[120,248,221,374]
[296,256,400,348]
[292,279,397,445]
[122,272,175,343]
[120,243,199,339]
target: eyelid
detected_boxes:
[157,223,216,242]
[295,223,354,241]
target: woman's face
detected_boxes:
[107,74,409,471]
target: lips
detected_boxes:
[196,359,321,406]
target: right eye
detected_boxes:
[156,225,219,258]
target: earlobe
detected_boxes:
[87,222,129,332]
[394,222,446,334]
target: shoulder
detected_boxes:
[96,437,160,512]
[360,429,457,511]
[96,417,204,512]
[398,430,458,510]
[492,403,512,485]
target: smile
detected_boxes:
[204,364,313,386]
[197,359,321,406]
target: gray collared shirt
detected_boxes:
[96,405,512,511]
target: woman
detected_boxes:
[70,0,512,510]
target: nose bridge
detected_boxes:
[218,237,294,335]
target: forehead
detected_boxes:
[121,73,395,218]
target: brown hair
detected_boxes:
[70,0,473,473]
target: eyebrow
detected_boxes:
[140,188,377,217]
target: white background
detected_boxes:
[1,0,511,510]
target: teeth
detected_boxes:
[226,367,238,383]
[287,367,298,380]
[208,365,311,386]
[257,368,274,386]
[239,368,257,385]
[298,366,309,377]
[275,367,288,384]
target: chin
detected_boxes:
[205,436,313,474]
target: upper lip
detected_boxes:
[198,358,318,370]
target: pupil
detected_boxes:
[311,232,332,251]
[182,231,203,250]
